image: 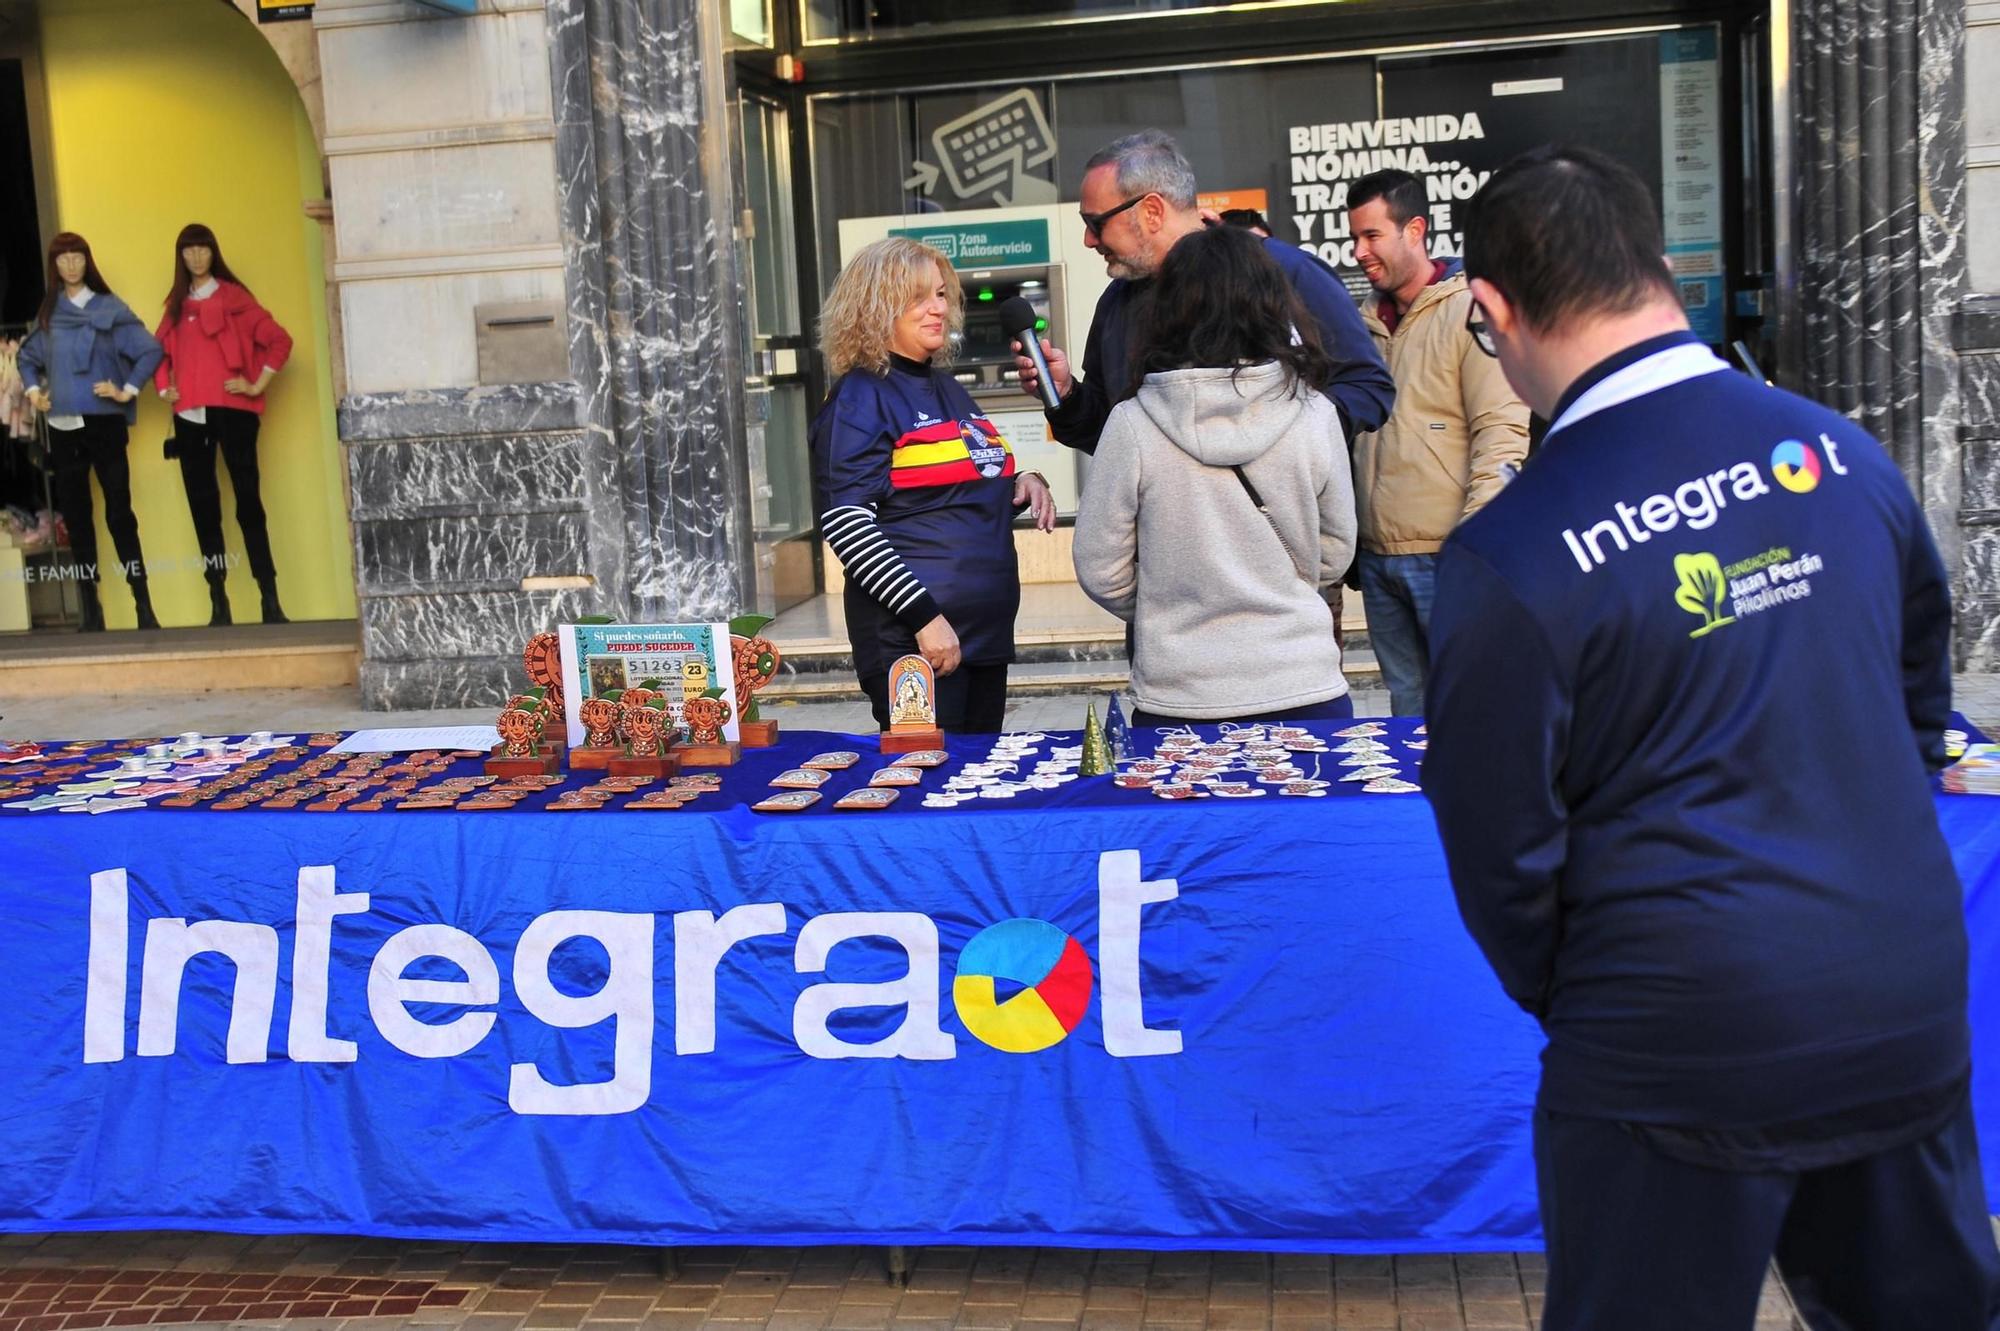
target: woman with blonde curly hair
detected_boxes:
[811,237,1055,732]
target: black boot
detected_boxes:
[256,574,288,625]
[130,577,160,631]
[78,584,105,633]
[206,572,232,627]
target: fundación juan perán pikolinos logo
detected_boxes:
[1673,552,1736,638]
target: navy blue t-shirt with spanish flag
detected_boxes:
[810,354,1021,678]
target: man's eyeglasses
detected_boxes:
[1466,300,1498,358]
[1080,193,1150,237]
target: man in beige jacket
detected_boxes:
[1349,168,1531,714]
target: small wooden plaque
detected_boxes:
[608,752,682,779]
[485,747,562,778]
[677,740,742,767]
[738,718,780,748]
[880,726,946,754]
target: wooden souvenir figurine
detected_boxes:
[485,703,561,778]
[570,693,626,772]
[609,696,681,779]
[881,653,945,754]
[503,687,564,760]
[523,631,568,743]
[677,691,740,767]
[731,614,783,747]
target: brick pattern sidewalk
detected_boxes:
[0,1233,1806,1331]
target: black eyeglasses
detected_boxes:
[1466,300,1498,358]
[1080,193,1150,237]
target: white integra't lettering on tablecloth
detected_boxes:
[79,851,1183,1115]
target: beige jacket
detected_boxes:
[1354,270,1531,556]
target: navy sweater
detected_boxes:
[18,292,163,425]
[810,355,1023,676]
[1047,236,1394,453]
[1423,331,1967,1128]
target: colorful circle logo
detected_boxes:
[1770,439,1822,493]
[953,919,1093,1053]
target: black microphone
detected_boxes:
[998,296,1064,412]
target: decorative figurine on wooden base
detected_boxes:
[570,694,625,771]
[486,688,562,777]
[608,695,681,779]
[503,691,564,761]
[523,631,568,744]
[676,691,740,767]
[731,614,783,747]
[881,653,946,754]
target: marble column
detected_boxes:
[548,0,754,626]
[1793,0,1972,659]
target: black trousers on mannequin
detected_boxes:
[173,407,274,581]
[51,416,145,586]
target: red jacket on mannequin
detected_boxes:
[153,281,292,413]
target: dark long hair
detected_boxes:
[163,223,251,325]
[1131,224,1333,396]
[35,233,112,331]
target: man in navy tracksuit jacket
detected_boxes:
[1013,130,1393,451]
[1425,146,2000,1330]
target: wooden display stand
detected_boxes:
[485,746,563,778]
[880,726,946,754]
[608,750,681,779]
[570,745,623,772]
[676,741,741,767]
[738,719,780,748]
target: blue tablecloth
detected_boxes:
[2,719,1996,1252]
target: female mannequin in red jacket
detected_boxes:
[154,223,293,625]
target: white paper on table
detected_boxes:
[329,726,500,754]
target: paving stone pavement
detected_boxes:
[0,1232,1813,1331]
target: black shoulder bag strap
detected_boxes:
[1230,464,1313,586]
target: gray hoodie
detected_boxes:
[1073,361,1356,720]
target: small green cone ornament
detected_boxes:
[1080,701,1113,777]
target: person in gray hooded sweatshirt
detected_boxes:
[1073,224,1356,726]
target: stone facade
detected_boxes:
[314,0,747,709]
[297,0,2000,699]
[1959,4,2000,664]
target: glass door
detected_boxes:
[735,87,816,613]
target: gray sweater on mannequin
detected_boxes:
[1073,361,1355,721]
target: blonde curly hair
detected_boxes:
[818,237,963,377]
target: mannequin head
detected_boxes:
[36,233,111,330]
[165,222,249,322]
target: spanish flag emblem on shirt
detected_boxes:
[891,418,1017,489]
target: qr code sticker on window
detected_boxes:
[1679,280,1709,309]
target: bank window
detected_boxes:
[802,0,1334,44]
[805,27,1729,516]
[731,0,774,48]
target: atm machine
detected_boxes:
[837,203,1114,518]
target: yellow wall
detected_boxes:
[36,0,353,628]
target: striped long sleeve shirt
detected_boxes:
[809,353,1024,678]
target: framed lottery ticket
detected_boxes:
[557,623,740,748]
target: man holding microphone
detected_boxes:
[1013,130,1392,452]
